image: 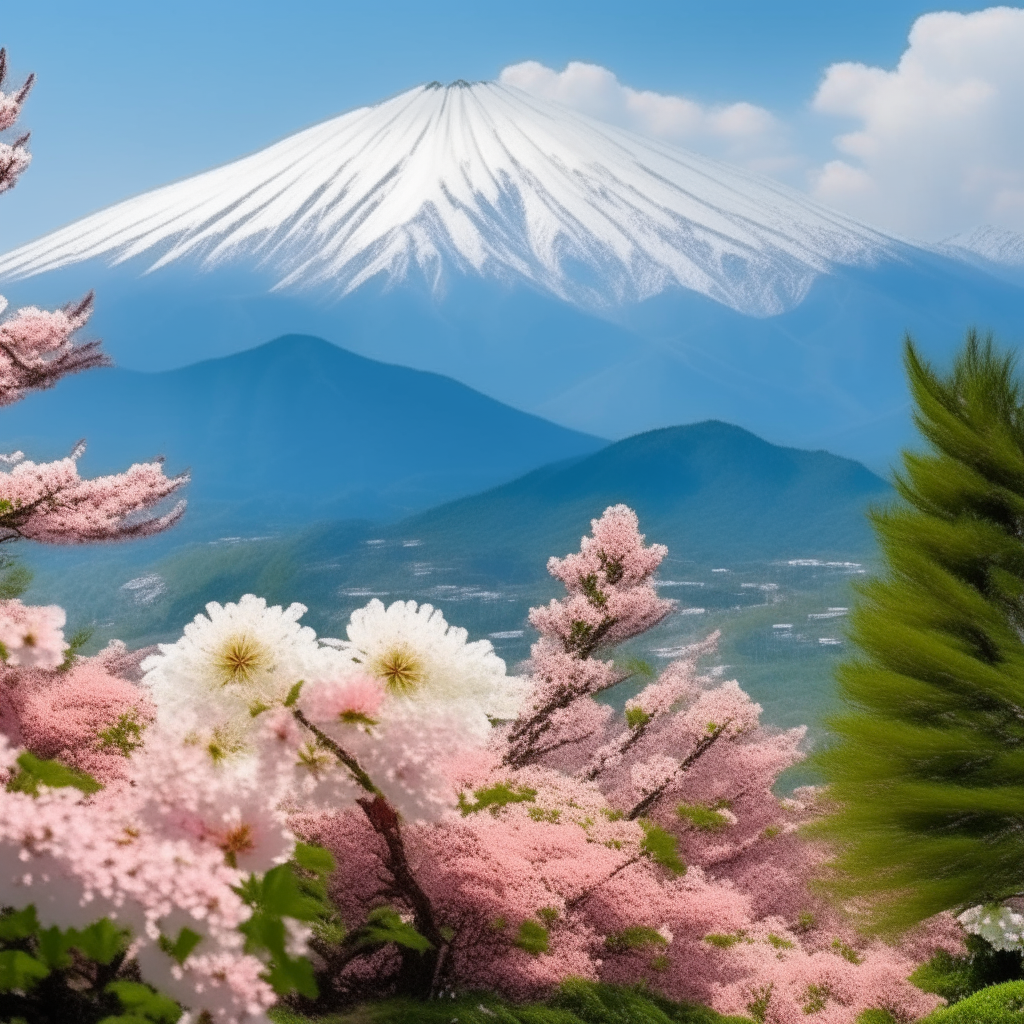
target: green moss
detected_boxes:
[920,980,1024,1022]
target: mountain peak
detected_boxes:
[0,81,901,316]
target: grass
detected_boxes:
[268,980,753,1024]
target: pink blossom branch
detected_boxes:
[0,48,34,194]
[292,706,447,996]
[626,720,730,820]
[0,293,111,405]
[0,444,188,544]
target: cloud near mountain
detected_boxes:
[503,7,1024,243]
[498,61,793,173]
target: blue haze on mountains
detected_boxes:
[3,244,1021,475]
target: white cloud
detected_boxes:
[810,7,1024,240]
[499,60,792,172]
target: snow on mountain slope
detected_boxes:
[940,226,1024,268]
[0,81,902,316]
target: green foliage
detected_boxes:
[157,928,202,966]
[237,856,333,999]
[100,980,183,1023]
[676,802,730,831]
[704,932,746,950]
[920,980,1024,1022]
[626,706,653,730]
[910,933,1024,1004]
[0,905,159,1024]
[802,983,830,1013]
[458,781,538,816]
[266,978,752,1023]
[351,907,432,954]
[604,926,669,954]
[766,934,794,951]
[745,984,773,1023]
[284,680,305,707]
[0,555,32,600]
[513,919,549,955]
[5,751,102,796]
[829,938,862,964]
[811,333,1024,933]
[640,821,686,876]
[58,625,95,671]
[97,709,147,756]
[855,1011,897,1024]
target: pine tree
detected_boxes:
[813,331,1024,934]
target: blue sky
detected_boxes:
[2,1,1021,246]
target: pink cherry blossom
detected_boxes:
[0,295,111,405]
[0,597,66,668]
[0,444,187,543]
[301,673,386,725]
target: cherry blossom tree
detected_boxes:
[284,507,959,1022]
[0,47,187,546]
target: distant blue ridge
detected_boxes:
[3,244,1021,473]
[0,333,607,538]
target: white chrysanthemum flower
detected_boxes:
[341,599,526,732]
[140,595,347,758]
[958,901,1024,951]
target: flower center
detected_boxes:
[374,645,423,694]
[219,824,255,867]
[213,634,268,687]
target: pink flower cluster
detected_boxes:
[295,506,956,1021]
[0,443,188,543]
[0,294,111,406]
[0,47,33,195]
[0,734,276,1022]
[0,597,66,669]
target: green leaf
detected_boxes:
[6,751,102,796]
[34,926,73,970]
[264,953,318,999]
[353,907,433,953]
[103,980,183,1023]
[640,821,687,875]
[283,680,304,707]
[513,919,549,955]
[0,906,40,942]
[158,927,202,965]
[292,841,335,878]
[68,918,130,965]
[249,864,322,921]
[0,949,50,992]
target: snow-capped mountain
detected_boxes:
[940,226,1024,268]
[0,80,899,317]
[0,81,1021,471]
